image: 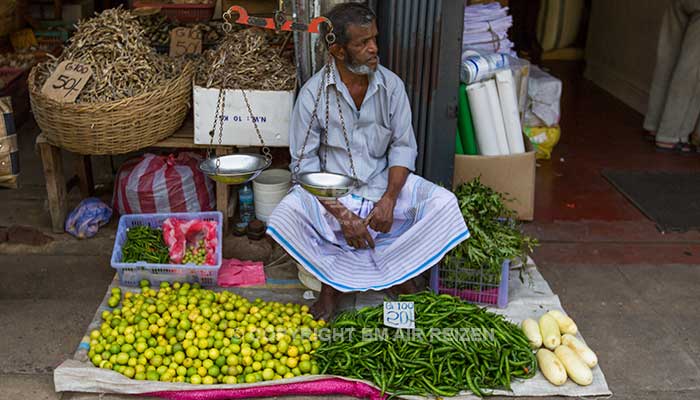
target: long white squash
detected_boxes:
[547,310,578,335]
[536,348,567,386]
[522,319,542,349]
[555,345,593,386]
[538,314,561,350]
[562,334,598,368]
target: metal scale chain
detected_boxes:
[211,8,357,188]
[293,57,359,186]
[207,50,272,173]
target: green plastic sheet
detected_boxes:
[458,83,478,155]
[456,129,465,155]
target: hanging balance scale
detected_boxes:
[198,3,358,199]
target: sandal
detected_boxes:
[655,141,697,154]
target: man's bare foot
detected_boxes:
[310,284,340,322]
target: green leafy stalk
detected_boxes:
[445,178,538,288]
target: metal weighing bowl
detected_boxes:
[298,172,356,199]
[198,154,271,185]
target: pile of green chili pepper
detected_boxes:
[121,226,171,264]
[315,292,537,397]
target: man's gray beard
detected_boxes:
[346,56,379,76]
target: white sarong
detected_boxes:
[266,174,470,292]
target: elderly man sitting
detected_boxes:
[267,3,469,320]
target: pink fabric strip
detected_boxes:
[141,378,386,400]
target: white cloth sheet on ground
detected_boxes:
[266,174,470,292]
[54,259,612,398]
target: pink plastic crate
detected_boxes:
[430,259,510,308]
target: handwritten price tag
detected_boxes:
[169,27,202,57]
[41,61,93,103]
[383,301,415,329]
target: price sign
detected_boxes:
[41,61,93,103]
[169,27,203,57]
[383,301,415,329]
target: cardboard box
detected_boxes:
[0,134,17,154]
[0,149,19,176]
[0,97,14,138]
[453,148,536,221]
[0,133,19,189]
[193,86,294,147]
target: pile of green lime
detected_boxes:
[107,288,122,308]
[88,282,323,384]
[182,240,208,265]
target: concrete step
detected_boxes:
[0,374,57,400]
[0,255,114,300]
[0,299,101,375]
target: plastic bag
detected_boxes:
[524,66,562,127]
[525,126,561,160]
[65,198,113,239]
[218,258,266,287]
[162,218,218,265]
[460,51,510,83]
[112,152,214,215]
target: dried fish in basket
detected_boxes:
[28,7,194,155]
[196,28,296,91]
[34,7,184,104]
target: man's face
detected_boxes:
[339,21,379,75]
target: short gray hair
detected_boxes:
[321,3,376,48]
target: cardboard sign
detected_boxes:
[169,27,202,57]
[383,301,415,329]
[41,61,93,103]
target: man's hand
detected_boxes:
[368,195,396,233]
[339,210,375,249]
[366,166,409,233]
[320,199,375,249]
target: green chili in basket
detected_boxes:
[121,226,170,264]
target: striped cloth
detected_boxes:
[267,174,470,292]
[112,152,214,215]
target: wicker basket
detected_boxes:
[28,63,194,155]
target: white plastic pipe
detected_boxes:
[484,79,510,155]
[495,70,526,154]
[466,81,502,156]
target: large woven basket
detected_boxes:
[28,63,194,155]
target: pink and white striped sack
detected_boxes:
[112,152,215,215]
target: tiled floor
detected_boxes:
[534,61,699,223]
[525,61,700,266]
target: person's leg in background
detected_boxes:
[655,3,700,151]
[644,0,687,141]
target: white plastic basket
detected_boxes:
[110,212,222,286]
